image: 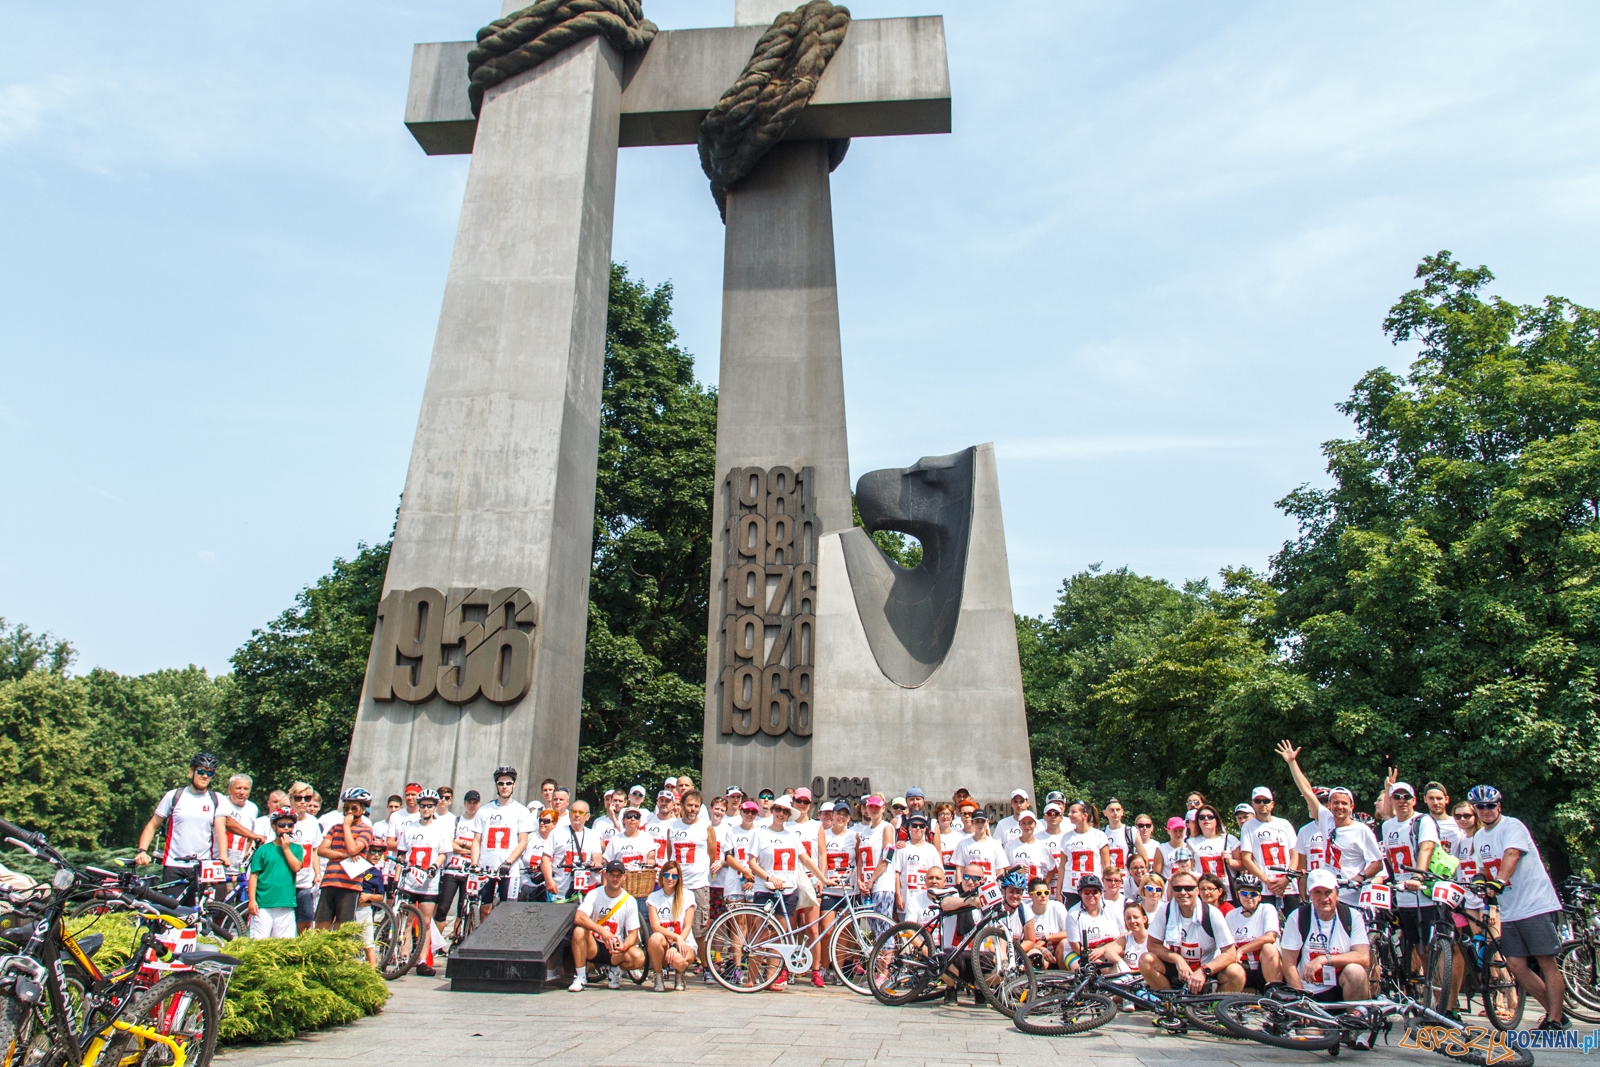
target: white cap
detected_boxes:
[1306,869,1338,893]
[1010,788,1029,800]
[1328,786,1355,800]
[1251,786,1273,802]
[1389,781,1416,798]
[1044,802,1064,815]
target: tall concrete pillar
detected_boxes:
[699,140,852,796]
[342,35,624,801]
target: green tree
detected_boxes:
[0,617,74,681]
[1272,252,1600,869]
[217,542,390,799]
[577,265,718,798]
[0,673,109,848]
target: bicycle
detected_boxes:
[1417,871,1525,1030]
[1214,983,1534,1066]
[1015,949,1236,1038]
[446,865,496,950]
[863,881,1037,1013]
[0,817,235,1067]
[1555,875,1600,1024]
[379,856,441,980]
[72,860,245,944]
[703,888,893,995]
[1270,865,1421,1003]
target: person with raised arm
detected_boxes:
[1276,740,1384,905]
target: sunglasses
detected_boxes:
[1198,814,1217,821]
[1391,793,1414,801]
[1237,888,1261,896]
[758,793,775,800]
[496,780,515,788]
[961,875,982,883]
[1080,888,1102,895]
[660,872,679,880]
[1135,822,1153,829]
[419,802,438,808]
[1172,885,1197,893]
[539,818,556,824]
[1142,885,1160,893]
[1454,812,1476,820]
[291,793,313,800]
[1474,802,1499,810]
[272,821,296,830]
[194,770,215,777]
[794,798,811,805]
[1029,889,1050,897]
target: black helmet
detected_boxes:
[191,753,220,774]
[493,766,518,783]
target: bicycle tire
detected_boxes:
[1558,941,1600,1022]
[704,907,786,993]
[101,972,221,1067]
[970,925,1036,1015]
[201,900,246,942]
[866,922,940,1006]
[382,902,426,980]
[369,900,398,970]
[1480,940,1525,1031]
[1214,994,1341,1051]
[827,911,891,995]
[1424,935,1455,1014]
[1182,996,1235,1038]
[1012,991,1118,1036]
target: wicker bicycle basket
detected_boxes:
[623,869,659,898]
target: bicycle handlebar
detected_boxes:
[0,818,44,850]
[128,884,191,913]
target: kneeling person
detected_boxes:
[570,861,645,991]
[1280,868,1370,1002]
[1140,871,1246,992]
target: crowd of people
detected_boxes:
[131,741,1572,1029]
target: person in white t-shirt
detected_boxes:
[1235,787,1300,913]
[570,861,644,991]
[644,861,697,992]
[1004,812,1057,890]
[993,789,1032,846]
[1280,869,1370,1002]
[1063,874,1125,972]
[1226,878,1282,990]
[134,753,227,905]
[472,768,532,913]
[665,790,718,974]
[951,810,1008,885]
[1100,799,1135,871]
[1057,802,1112,907]
[1277,742,1384,905]
[1375,780,1441,978]
[894,815,942,922]
[1020,876,1073,967]
[1422,782,1463,853]
[1468,785,1567,1028]
[1122,903,1150,974]
[214,773,262,873]
[1156,816,1188,877]
[1141,870,1245,992]
[544,799,603,902]
[602,809,657,871]
[281,783,323,932]
[393,789,452,976]
[856,795,898,918]
[933,803,968,878]
[817,801,861,975]
[747,797,835,990]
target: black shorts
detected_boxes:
[753,890,799,916]
[314,885,360,924]
[1311,984,1350,1004]
[161,866,200,907]
[436,871,467,917]
[1243,966,1267,993]
[820,894,852,914]
[1396,904,1435,960]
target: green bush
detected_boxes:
[66,913,388,1045]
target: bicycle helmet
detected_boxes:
[492,766,518,783]
[191,752,220,773]
[1234,871,1262,890]
[1467,784,1502,806]
[1353,811,1376,827]
[1312,786,1331,803]
[417,788,442,803]
[1000,869,1029,890]
[340,787,372,805]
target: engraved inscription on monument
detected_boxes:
[367,587,539,706]
[718,466,818,737]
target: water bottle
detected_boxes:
[1470,932,1486,968]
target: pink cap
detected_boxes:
[1166,816,1186,830]
[864,794,886,807]
[793,787,813,800]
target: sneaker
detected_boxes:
[811,969,825,988]
[607,966,622,990]
[414,963,435,977]
[1539,1017,1571,1030]
[674,972,684,991]
[567,974,586,992]
[703,969,715,985]
[653,972,665,993]
[944,985,959,1005]
[1353,1032,1375,1051]
[731,967,744,985]
[772,969,788,992]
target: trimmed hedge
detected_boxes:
[71,913,389,1044]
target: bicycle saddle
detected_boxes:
[75,933,104,958]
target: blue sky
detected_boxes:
[4,1,1599,676]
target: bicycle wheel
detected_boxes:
[1013,991,1118,1036]
[201,900,246,942]
[828,910,891,995]
[1558,941,1600,1022]
[970,925,1036,1015]
[381,903,425,981]
[704,908,786,993]
[103,972,221,1067]
[866,922,940,1006]
[1424,935,1455,1014]
[1480,940,1525,1031]
[369,901,397,970]
[1182,996,1236,1038]
[1214,994,1341,1051]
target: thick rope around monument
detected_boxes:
[467,0,657,117]
[698,2,852,221]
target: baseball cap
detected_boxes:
[1389,781,1416,798]
[1172,847,1194,861]
[905,787,924,799]
[658,789,674,799]
[1328,786,1354,800]
[622,808,643,819]
[907,813,929,828]
[831,800,852,813]
[740,800,760,812]
[463,790,481,803]
[970,809,989,821]
[865,794,886,807]
[1044,802,1064,815]
[1018,810,1037,822]
[1077,874,1102,891]
[1010,788,1029,800]
[725,786,743,796]
[1251,786,1273,802]
[1166,816,1186,830]
[1306,869,1338,893]
[890,796,907,809]
[794,787,813,801]
[604,860,625,874]
[771,795,794,811]
[1234,802,1253,814]
[665,776,677,787]
[629,784,646,795]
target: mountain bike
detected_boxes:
[1015,939,1233,1038]
[1417,871,1524,1029]
[1556,875,1600,1024]
[0,817,234,1067]
[864,883,1037,1012]
[71,860,245,943]
[1214,984,1534,1066]
[704,888,892,994]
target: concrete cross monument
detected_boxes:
[343,1,956,801]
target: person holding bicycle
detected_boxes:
[134,752,225,905]
[1468,784,1569,1030]
[545,799,602,902]
[747,795,835,991]
[1141,870,1246,993]
[937,864,1005,1006]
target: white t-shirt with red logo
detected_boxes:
[1281,905,1368,993]
[1381,813,1441,907]
[719,823,758,894]
[952,835,1008,881]
[1065,902,1125,956]
[1149,901,1235,965]
[645,888,696,947]
[1057,827,1110,894]
[1102,825,1135,872]
[822,828,859,896]
[602,832,656,871]
[895,841,941,916]
[473,799,532,871]
[644,813,673,865]
[665,818,713,890]
[155,787,220,868]
[754,825,807,891]
[856,822,896,892]
[579,887,640,942]
[938,827,970,875]
[216,797,259,871]
[549,827,602,897]
[1189,833,1239,884]
[1471,815,1561,923]
[1240,816,1297,879]
[395,818,454,895]
[1005,837,1057,884]
[1452,833,1483,910]
[1312,810,1382,904]
[1227,902,1280,968]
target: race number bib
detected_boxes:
[1180,939,1202,961]
[485,826,512,851]
[1360,884,1392,910]
[198,860,226,884]
[906,868,927,890]
[1431,881,1466,908]
[977,881,1003,908]
[574,869,599,893]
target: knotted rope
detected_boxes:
[698,2,852,220]
[467,0,657,117]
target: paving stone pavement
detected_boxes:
[219,974,1590,1067]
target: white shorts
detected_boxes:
[248,907,297,939]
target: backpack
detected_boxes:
[1295,901,1354,940]
[1164,900,1215,942]
[158,786,224,861]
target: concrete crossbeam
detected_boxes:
[404,16,950,156]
